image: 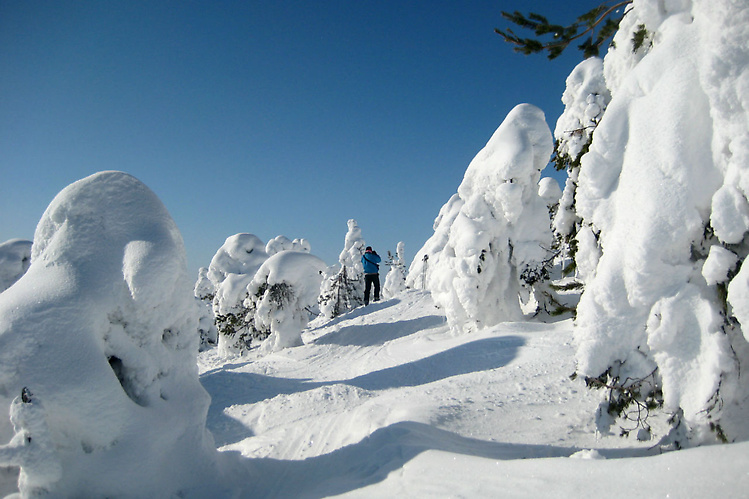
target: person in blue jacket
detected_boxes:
[361,246,381,305]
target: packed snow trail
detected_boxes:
[194,290,749,497]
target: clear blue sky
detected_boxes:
[1,1,607,275]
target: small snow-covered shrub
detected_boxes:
[383,242,407,298]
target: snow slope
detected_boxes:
[198,291,749,497]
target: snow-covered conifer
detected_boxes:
[409,104,555,332]
[571,0,749,444]
[265,235,311,256]
[0,239,32,293]
[319,219,366,318]
[383,242,407,298]
[247,251,326,350]
[206,233,270,356]
[194,267,218,349]
[552,56,610,284]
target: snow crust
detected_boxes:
[195,291,748,498]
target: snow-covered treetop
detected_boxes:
[554,56,610,162]
[0,238,32,293]
[459,104,552,204]
[207,233,269,285]
[265,235,311,256]
[338,218,365,270]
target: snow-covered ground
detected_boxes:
[197,290,749,497]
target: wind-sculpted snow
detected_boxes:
[409,104,554,332]
[0,171,218,496]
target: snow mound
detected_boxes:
[0,171,218,496]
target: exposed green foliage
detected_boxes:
[584,365,663,436]
[495,1,632,59]
[631,23,650,53]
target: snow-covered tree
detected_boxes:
[0,172,218,496]
[383,242,408,298]
[319,219,366,318]
[265,235,311,256]
[206,233,270,355]
[408,104,555,332]
[552,56,611,285]
[194,267,218,350]
[0,239,32,293]
[566,0,749,444]
[203,233,314,355]
[246,251,326,350]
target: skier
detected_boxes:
[361,246,381,305]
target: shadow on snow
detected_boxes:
[222,420,655,499]
[313,314,446,347]
[201,336,525,446]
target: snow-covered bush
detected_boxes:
[202,233,318,355]
[205,233,270,355]
[0,239,32,293]
[319,219,366,318]
[570,0,749,444]
[383,241,407,298]
[408,104,555,332]
[247,251,326,350]
[0,171,218,496]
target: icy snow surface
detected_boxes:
[197,291,749,498]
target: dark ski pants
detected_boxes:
[364,273,380,305]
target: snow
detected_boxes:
[1,0,749,495]
[195,291,749,497]
[0,240,32,293]
[409,104,554,332]
[0,171,218,496]
[0,163,747,496]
